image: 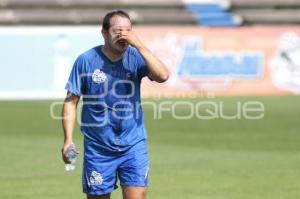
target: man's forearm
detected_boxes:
[136,44,169,83]
[61,94,80,163]
[117,30,169,82]
[62,101,77,144]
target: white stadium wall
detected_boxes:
[0,26,102,99]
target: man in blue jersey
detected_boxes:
[61,10,169,199]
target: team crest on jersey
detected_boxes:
[92,69,107,83]
[126,72,132,78]
[89,171,103,186]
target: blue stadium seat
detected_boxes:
[185,3,242,27]
[186,4,225,13]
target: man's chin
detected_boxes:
[116,45,128,53]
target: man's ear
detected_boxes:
[101,29,108,38]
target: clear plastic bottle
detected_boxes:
[65,144,79,171]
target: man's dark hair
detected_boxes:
[102,10,131,31]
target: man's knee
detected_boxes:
[122,186,147,199]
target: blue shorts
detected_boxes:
[82,140,149,196]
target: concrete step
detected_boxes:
[0,8,197,25]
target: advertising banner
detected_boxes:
[138,27,300,97]
[0,26,299,99]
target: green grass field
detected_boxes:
[0,96,299,199]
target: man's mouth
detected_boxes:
[118,40,128,47]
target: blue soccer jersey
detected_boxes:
[65,45,149,154]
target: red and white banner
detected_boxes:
[135,26,300,97]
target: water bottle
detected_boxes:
[65,144,79,171]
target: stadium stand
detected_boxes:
[183,0,242,26]
[0,0,197,25]
[1,0,299,26]
[231,0,300,25]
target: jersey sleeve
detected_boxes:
[135,50,150,79]
[65,55,85,96]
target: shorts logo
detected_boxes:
[92,69,107,83]
[90,171,103,186]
